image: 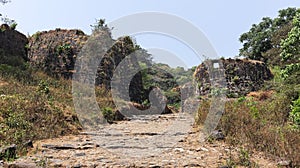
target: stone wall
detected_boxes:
[0,24,28,66]
[28,29,144,102]
[194,58,273,98]
[28,28,87,78]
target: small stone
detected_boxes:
[75,153,86,157]
[219,166,230,168]
[23,140,34,148]
[277,160,291,166]
[42,144,77,150]
[73,164,82,168]
[6,162,36,168]
[199,147,209,152]
[149,166,161,168]
[209,130,225,141]
[174,148,184,152]
[184,163,201,167]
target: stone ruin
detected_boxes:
[193,58,273,98]
[28,28,144,103]
[0,24,28,66]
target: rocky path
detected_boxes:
[6,114,276,168]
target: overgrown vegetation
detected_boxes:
[196,66,300,167]
[196,94,300,166]
[0,5,299,166]
[192,7,296,167]
[0,64,82,157]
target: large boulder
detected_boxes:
[194,58,273,98]
[0,24,28,66]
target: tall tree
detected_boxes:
[239,7,299,63]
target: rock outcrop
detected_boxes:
[0,24,28,66]
[194,58,273,98]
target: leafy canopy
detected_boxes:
[239,7,299,62]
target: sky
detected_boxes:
[1,0,300,68]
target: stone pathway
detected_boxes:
[6,114,277,168]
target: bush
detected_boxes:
[101,107,115,124]
[290,95,300,128]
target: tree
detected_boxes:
[262,22,293,66]
[280,12,300,81]
[239,17,273,61]
[239,7,299,63]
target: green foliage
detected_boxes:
[101,107,115,124]
[281,63,300,80]
[0,146,16,162]
[38,80,50,95]
[281,12,300,61]
[1,15,17,29]
[290,95,300,128]
[280,12,300,81]
[239,17,273,61]
[32,31,41,41]
[90,18,110,33]
[232,75,239,84]
[247,100,260,119]
[56,44,71,55]
[238,147,251,167]
[239,7,299,62]
[164,90,180,105]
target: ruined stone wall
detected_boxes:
[194,58,273,98]
[28,29,144,102]
[0,24,28,66]
[28,28,87,78]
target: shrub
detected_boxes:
[101,107,115,124]
[290,95,300,128]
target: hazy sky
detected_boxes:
[1,1,300,67]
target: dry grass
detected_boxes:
[196,93,300,167]
[0,67,82,156]
[0,65,117,158]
